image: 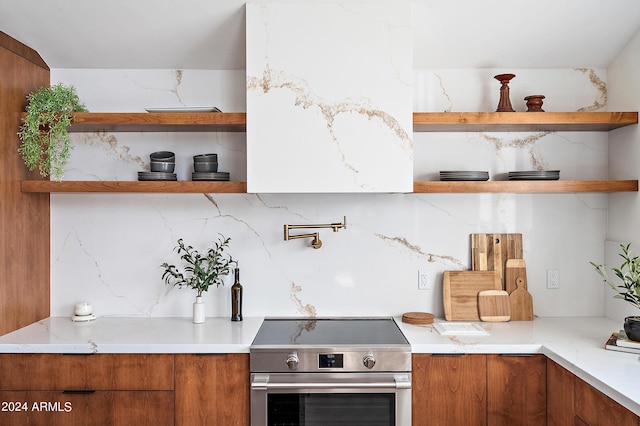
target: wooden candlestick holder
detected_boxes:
[525,95,545,112]
[495,73,516,112]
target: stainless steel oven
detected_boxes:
[250,318,411,426]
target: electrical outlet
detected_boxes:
[547,269,560,289]
[418,270,430,290]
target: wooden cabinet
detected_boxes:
[175,353,250,426]
[547,358,575,425]
[0,354,175,426]
[574,374,639,426]
[0,353,255,425]
[412,354,487,426]
[0,31,51,336]
[547,358,640,426]
[0,352,638,425]
[487,354,547,426]
[412,353,547,425]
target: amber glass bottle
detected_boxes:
[231,267,243,321]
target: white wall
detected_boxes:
[606,27,640,322]
[49,67,610,319]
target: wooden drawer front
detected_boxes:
[574,376,638,426]
[0,354,174,390]
[0,390,174,426]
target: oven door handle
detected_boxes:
[251,374,411,390]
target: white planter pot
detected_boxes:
[193,296,205,324]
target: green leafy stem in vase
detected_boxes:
[590,243,640,310]
[161,235,236,297]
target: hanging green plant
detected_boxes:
[18,83,87,181]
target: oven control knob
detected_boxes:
[363,353,376,369]
[286,353,299,370]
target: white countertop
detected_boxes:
[0,317,264,354]
[0,316,639,416]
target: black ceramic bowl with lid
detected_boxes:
[150,161,175,172]
[194,162,218,172]
[150,151,175,162]
[194,153,218,162]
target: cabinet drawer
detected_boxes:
[0,390,174,426]
[0,354,174,390]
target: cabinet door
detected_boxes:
[574,375,638,426]
[547,358,575,425]
[487,354,546,426]
[412,354,487,426]
[0,390,174,426]
[175,353,249,426]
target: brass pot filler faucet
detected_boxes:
[283,216,347,249]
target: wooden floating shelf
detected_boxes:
[413,180,638,193]
[18,111,638,194]
[21,181,248,193]
[28,111,636,133]
[67,112,247,132]
[21,180,638,194]
[412,112,638,132]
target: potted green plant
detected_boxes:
[590,243,640,341]
[161,235,236,323]
[18,83,87,181]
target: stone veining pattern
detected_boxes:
[76,132,147,172]
[246,2,413,192]
[290,282,317,318]
[247,63,412,176]
[575,68,607,112]
[479,132,552,170]
[375,234,466,270]
[50,64,610,318]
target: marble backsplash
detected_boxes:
[49,67,610,319]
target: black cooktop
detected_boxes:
[251,317,409,346]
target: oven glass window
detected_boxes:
[267,393,395,426]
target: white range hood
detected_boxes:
[246,1,413,193]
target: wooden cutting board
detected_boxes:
[443,271,502,321]
[505,258,528,294]
[471,233,523,289]
[510,277,534,321]
[478,290,511,322]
